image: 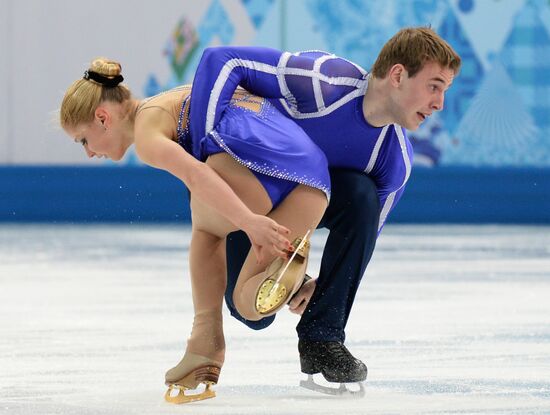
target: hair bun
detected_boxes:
[90,57,122,77]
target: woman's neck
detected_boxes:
[123,99,142,144]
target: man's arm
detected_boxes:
[376,127,414,234]
[190,46,287,141]
[190,46,366,140]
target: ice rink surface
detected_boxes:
[1,224,549,415]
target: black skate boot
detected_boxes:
[298,339,367,396]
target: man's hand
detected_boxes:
[288,278,317,315]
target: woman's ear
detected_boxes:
[94,107,110,130]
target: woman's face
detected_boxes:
[65,107,129,161]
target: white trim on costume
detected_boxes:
[278,88,365,119]
[395,124,412,185]
[378,192,396,232]
[364,125,389,174]
[206,53,369,130]
[207,58,278,133]
[312,54,335,111]
[276,52,295,110]
[377,124,412,231]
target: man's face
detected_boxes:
[393,61,455,131]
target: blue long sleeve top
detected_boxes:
[190,46,414,232]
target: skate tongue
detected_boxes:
[299,374,366,398]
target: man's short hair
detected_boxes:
[371,27,461,78]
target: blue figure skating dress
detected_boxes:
[175,87,330,207]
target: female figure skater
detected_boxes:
[59,59,330,402]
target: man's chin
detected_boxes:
[405,122,420,131]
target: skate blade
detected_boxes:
[164,382,216,404]
[299,375,366,398]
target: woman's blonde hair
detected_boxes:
[371,27,461,79]
[60,58,131,129]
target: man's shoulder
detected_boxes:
[387,124,414,161]
[388,124,409,139]
[288,51,367,79]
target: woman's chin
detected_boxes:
[110,150,126,161]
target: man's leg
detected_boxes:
[296,169,379,383]
[225,169,379,328]
[296,169,380,341]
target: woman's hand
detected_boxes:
[242,214,291,263]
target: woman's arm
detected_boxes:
[134,111,290,261]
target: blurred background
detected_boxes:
[1,0,549,224]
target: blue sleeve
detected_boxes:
[189,46,338,140]
[190,46,285,140]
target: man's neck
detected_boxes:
[362,76,394,127]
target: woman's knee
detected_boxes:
[279,184,328,228]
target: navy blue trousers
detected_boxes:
[225,168,380,342]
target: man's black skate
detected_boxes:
[298,339,367,383]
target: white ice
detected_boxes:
[1,224,549,414]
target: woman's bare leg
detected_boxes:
[164,228,227,392]
[197,152,328,322]
[183,152,275,362]
[233,185,328,321]
[165,153,273,390]
[165,152,327,397]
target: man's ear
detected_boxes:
[388,64,407,88]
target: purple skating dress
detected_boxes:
[175,89,330,208]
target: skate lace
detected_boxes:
[326,342,355,361]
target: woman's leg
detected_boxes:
[164,228,227,388]
[233,184,328,321]
[165,153,273,392]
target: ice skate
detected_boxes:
[298,339,367,397]
[255,231,311,316]
[164,352,222,404]
[300,375,365,397]
[164,310,224,404]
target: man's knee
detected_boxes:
[335,172,380,227]
[349,177,379,209]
